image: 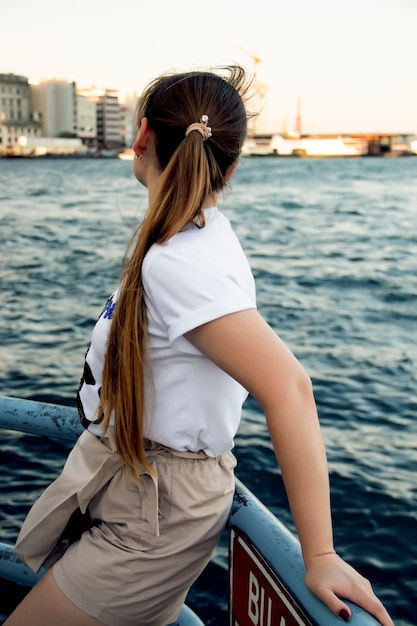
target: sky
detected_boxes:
[2,0,416,135]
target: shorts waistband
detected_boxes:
[143,439,209,460]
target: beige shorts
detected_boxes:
[52,440,236,626]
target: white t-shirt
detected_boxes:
[78,207,256,456]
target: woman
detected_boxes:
[6,66,393,626]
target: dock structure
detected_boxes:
[348,132,415,155]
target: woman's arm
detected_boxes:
[185,308,393,625]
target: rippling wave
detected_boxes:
[0,156,416,624]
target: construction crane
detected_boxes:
[237,45,268,137]
[237,45,261,72]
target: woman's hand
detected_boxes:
[304,552,394,625]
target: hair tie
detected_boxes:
[185,115,212,141]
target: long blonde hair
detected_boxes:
[100,66,252,476]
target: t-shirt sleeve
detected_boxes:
[143,242,256,347]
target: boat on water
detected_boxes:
[269,135,369,158]
[241,136,273,157]
[0,396,381,625]
[242,134,369,158]
[118,148,135,161]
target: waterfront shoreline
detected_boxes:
[1,152,416,160]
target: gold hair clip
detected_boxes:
[185,115,212,141]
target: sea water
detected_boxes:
[0,156,416,624]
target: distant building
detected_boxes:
[0,73,42,151]
[76,94,97,145]
[78,87,122,148]
[30,79,77,137]
[120,105,135,147]
[96,89,122,147]
[119,91,138,147]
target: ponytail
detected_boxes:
[100,66,251,477]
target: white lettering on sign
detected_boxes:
[248,571,273,626]
[230,529,312,626]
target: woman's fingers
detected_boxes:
[304,554,394,625]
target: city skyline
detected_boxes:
[2,0,416,135]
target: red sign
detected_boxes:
[229,529,312,626]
